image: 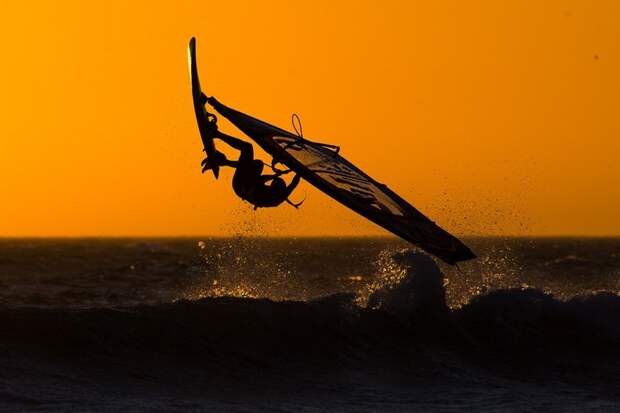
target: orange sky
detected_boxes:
[0,1,618,237]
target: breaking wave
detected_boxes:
[4,250,620,364]
[2,246,620,411]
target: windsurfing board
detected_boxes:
[188,37,219,179]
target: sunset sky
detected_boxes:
[0,1,618,237]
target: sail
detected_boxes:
[207,97,476,265]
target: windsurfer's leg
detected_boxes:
[201,151,238,173]
[262,174,302,208]
[216,133,254,162]
[268,174,302,206]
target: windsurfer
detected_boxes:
[201,132,302,209]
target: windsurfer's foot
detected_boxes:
[200,157,210,173]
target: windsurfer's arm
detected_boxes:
[220,159,239,168]
[259,165,295,183]
[257,172,301,191]
[259,173,279,183]
[215,133,253,155]
[283,173,302,197]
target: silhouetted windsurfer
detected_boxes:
[201,133,302,209]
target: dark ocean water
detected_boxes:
[1,237,619,411]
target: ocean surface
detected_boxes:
[1,237,619,411]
